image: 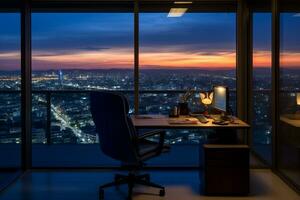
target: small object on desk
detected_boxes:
[168,118,198,125]
[195,114,209,124]
[178,102,189,115]
[178,89,194,115]
[199,91,214,115]
[211,114,232,122]
[169,106,179,118]
[212,120,229,125]
[211,115,221,121]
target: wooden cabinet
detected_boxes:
[203,144,249,196]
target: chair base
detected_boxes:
[99,173,165,200]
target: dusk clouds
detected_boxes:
[0,12,299,70]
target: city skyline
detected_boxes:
[0,68,276,146]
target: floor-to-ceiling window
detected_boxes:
[31,11,134,167]
[252,13,272,165]
[278,11,300,190]
[139,2,236,166]
[0,1,284,170]
[0,12,21,185]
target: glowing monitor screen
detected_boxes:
[212,86,228,112]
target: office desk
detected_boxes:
[131,115,250,129]
[132,114,250,145]
[132,115,251,195]
[280,115,300,128]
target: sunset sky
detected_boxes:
[0,12,299,71]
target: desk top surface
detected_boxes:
[131,115,250,129]
[280,115,300,128]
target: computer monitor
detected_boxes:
[212,86,229,114]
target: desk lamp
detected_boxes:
[200,91,213,116]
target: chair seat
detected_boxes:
[139,139,170,161]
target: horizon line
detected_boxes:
[0,66,279,72]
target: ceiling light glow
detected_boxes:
[168,8,188,17]
[174,1,193,4]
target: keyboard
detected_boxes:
[211,115,232,122]
[211,115,221,121]
[211,115,230,125]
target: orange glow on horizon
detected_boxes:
[280,52,300,68]
[140,51,236,68]
[33,49,239,69]
[32,49,134,69]
[253,51,272,67]
[1,50,300,70]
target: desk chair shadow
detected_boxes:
[90,92,170,200]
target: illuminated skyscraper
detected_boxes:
[58,70,64,85]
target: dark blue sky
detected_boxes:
[0,12,299,70]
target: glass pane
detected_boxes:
[0,13,21,184]
[278,12,300,189]
[252,13,272,165]
[31,13,134,167]
[139,12,236,112]
[139,11,236,167]
[140,13,236,91]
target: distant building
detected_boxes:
[58,70,64,85]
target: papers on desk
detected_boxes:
[168,118,199,125]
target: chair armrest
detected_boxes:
[138,130,166,155]
[138,130,165,140]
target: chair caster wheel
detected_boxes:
[99,189,104,200]
[159,189,165,196]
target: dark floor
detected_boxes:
[0,170,20,191]
[0,170,199,200]
[0,170,299,200]
[0,144,268,168]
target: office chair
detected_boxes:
[90,91,170,200]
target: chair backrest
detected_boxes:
[90,91,139,163]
